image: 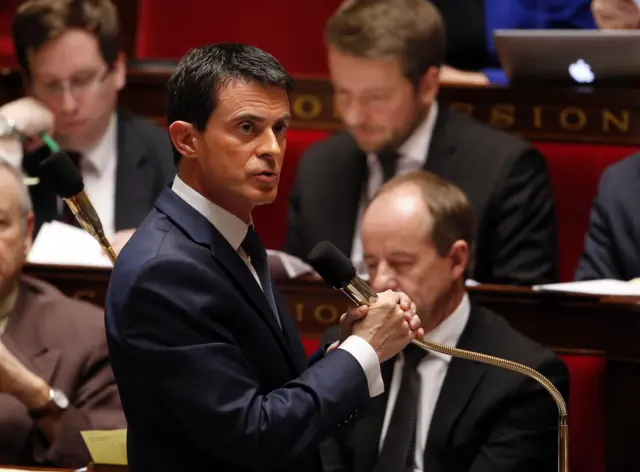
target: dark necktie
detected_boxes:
[241,226,282,330]
[60,151,83,227]
[377,149,400,185]
[374,343,428,472]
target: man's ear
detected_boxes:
[168,121,199,160]
[448,240,469,281]
[417,66,440,107]
[113,52,127,91]
[22,212,35,258]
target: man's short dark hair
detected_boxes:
[325,0,445,86]
[12,0,120,76]
[167,43,294,165]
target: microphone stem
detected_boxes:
[63,196,118,266]
[410,337,569,472]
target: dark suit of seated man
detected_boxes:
[2,0,175,254]
[319,170,569,472]
[574,152,640,281]
[0,159,125,468]
[285,0,558,286]
[105,43,424,472]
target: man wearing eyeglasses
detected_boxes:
[0,0,175,254]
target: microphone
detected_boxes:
[308,241,569,472]
[39,151,117,264]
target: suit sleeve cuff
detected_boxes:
[338,335,384,397]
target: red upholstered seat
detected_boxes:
[558,354,606,472]
[534,142,636,281]
[0,1,20,68]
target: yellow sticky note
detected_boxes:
[80,429,128,465]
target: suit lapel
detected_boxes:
[353,359,395,472]
[323,140,368,257]
[154,189,298,370]
[114,111,154,231]
[424,106,458,179]
[210,233,296,354]
[423,306,487,470]
[1,282,60,385]
[273,289,307,374]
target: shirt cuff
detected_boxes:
[0,139,23,168]
[338,335,384,397]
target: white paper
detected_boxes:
[27,220,112,268]
[267,249,316,278]
[533,279,640,297]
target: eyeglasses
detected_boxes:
[32,68,111,98]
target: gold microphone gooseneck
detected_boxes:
[38,135,118,265]
[62,191,117,264]
[309,241,569,472]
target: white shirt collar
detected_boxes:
[171,175,249,251]
[0,284,18,336]
[83,112,117,176]
[422,292,470,363]
[398,101,439,163]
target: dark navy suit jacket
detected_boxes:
[575,153,640,281]
[104,187,370,472]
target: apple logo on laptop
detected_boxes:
[568,59,595,84]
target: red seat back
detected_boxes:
[533,142,636,281]
[559,354,606,472]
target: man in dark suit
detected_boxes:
[0,159,125,468]
[285,0,558,286]
[105,43,424,472]
[574,153,640,281]
[320,170,569,472]
[4,0,174,253]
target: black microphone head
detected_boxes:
[39,151,84,198]
[308,241,356,289]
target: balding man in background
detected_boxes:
[321,170,569,472]
[0,158,125,468]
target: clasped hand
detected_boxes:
[330,290,424,363]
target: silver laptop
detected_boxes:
[494,30,640,86]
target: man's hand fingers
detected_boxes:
[409,314,421,330]
[396,292,412,310]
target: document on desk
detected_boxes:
[81,429,128,465]
[0,469,57,472]
[27,220,112,268]
[267,249,316,279]
[533,279,640,296]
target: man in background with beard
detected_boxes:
[284,0,558,286]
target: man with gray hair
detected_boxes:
[0,158,125,468]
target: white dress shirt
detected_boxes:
[79,112,118,237]
[351,103,439,277]
[379,293,470,472]
[0,113,119,237]
[171,175,384,398]
[0,285,18,336]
